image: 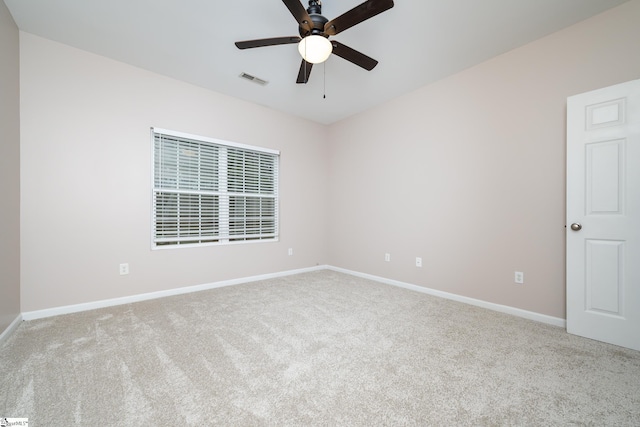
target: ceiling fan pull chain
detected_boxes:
[305,42,309,84]
[323,61,326,99]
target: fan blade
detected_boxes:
[331,41,378,71]
[282,0,314,34]
[235,36,301,49]
[296,60,314,84]
[324,0,394,36]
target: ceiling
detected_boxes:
[4,0,629,124]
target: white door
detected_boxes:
[566,79,640,351]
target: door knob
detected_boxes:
[570,223,582,231]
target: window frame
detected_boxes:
[151,127,280,249]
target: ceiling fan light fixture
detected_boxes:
[298,35,332,64]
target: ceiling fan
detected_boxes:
[235,0,394,84]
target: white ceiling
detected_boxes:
[4,0,629,124]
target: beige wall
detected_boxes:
[19,33,329,312]
[327,0,640,319]
[0,0,21,333]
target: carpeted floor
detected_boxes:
[1,270,639,426]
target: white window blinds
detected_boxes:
[152,128,279,247]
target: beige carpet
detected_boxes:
[1,270,639,425]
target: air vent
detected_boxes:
[239,72,268,86]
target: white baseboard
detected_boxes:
[0,314,23,345]
[327,266,566,328]
[19,264,566,328]
[21,265,326,321]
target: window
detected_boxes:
[152,128,279,248]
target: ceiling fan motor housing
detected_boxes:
[299,1,329,37]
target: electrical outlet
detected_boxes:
[515,271,524,284]
[385,253,391,262]
[416,257,422,267]
[288,248,293,256]
[119,263,129,275]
